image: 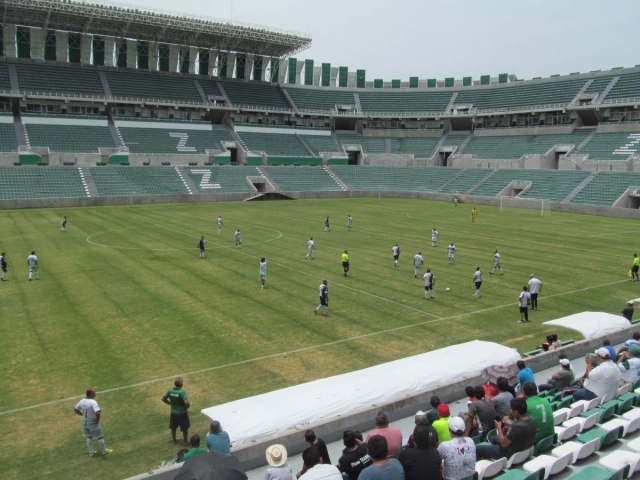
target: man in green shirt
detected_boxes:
[162,377,190,445]
[521,382,554,442]
[182,434,208,461]
[342,250,350,277]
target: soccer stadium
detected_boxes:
[2,1,640,479]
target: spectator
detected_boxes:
[516,361,535,393]
[265,444,293,480]
[538,359,575,392]
[426,396,441,425]
[398,425,441,480]
[617,344,640,384]
[617,332,640,357]
[541,335,554,351]
[354,431,363,441]
[305,430,331,465]
[414,410,428,426]
[464,386,478,405]
[337,430,372,480]
[622,301,635,323]
[518,286,531,323]
[162,377,190,446]
[527,274,543,311]
[550,334,562,349]
[573,348,621,401]
[182,434,208,461]
[602,340,617,362]
[206,420,231,455]
[365,412,403,459]
[358,435,404,480]
[438,417,476,480]
[432,404,452,444]
[476,398,537,460]
[520,382,554,442]
[483,380,499,399]
[299,447,342,480]
[406,412,438,449]
[465,386,497,437]
[491,377,514,418]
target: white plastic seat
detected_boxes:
[602,392,615,403]
[553,410,568,426]
[555,403,584,420]
[627,436,640,453]
[551,439,600,464]
[554,422,580,442]
[506,446,534,468]
[599,450,640,476]
[565,410,601,432]
[523,453,572,479]
[599,416,640,437]
[623,407,640,421]
[617,383,633,396]
[572,397,603,412]
[475,457,508,480]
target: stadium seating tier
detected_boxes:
[0,167,86,200]
[91,166,189,196]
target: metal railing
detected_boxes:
[601,97,640,105]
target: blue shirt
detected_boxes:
[605,346,617,360]
[206,431,231,455]
[358,458,405,480]
[518,368,535,386]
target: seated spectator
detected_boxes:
[299,447,342,480]
[465,386,497,437]
[365,411,403,459]
[432,404,452,444]
[438,417,476,480]
[182,434,208,461]
[426,396,441,425]
[305,430,331,465]
[622,300,635,323]
[398,425,441,480]
[464,386,478,405]
[265,444,293,480]
[491,377,514,418]
[551,334,562,349]
[538,359,575,392]
[602,340,617,361]
[617,344,640,384]
[617,332,640,357]
[405,412,438,449]
[483,381,499,399]
[521,382,554,442]
[476,398,537,460]
[573,348,621,401]
[337,430,372,480]
[541,335,555,351]
[541,343,550,352]
[206,420,231,455]
[516,360,535,393]
[358,435,404,480]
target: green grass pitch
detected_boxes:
[0,197,637,479]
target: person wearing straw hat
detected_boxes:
[265,444,293,480]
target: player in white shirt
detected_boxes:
[490,249,504,275]
[454,195,459,206]
[234,229,242,248]
[392,244,401,267]
[259,258,267,289]
[472,266,482,298]
[414,252,424,278]
[423,269,435,299]
[73,388,112,457]
[61,215,67,232]
[431,228,439,247]
[347,215,353,231]
[305,237,315,259]
[217,216,223,233]
[447,243,457,264]
[518,286,531,323]
[527,274,543,311]
[27,251,39,280]
[0,251,8,281]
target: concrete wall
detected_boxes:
[363,130,442,138]
[474,126,572,137]
[596,123,640,134]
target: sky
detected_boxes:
[115,0,638,81]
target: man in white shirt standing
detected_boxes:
[490,249,504,275]
[431,228,439,247]
[27,251,39,281]
[423,269,435,299]
[347,215,353,232]
[259,258,267,289]
[527,274,543,311]
[217,215,223,233]
[392,244,400,267]
[573,348,621,401]
[74,389,113,457]
[413,251,424,278]
[518,286,531,323]
[472,266,482,298]
[448,243,456,265]
[305,237,315,260]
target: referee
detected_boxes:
[342,250,350,277]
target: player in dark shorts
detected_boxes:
[0,252,8,281]
[325,216,330,232]
[162,378,190,445]
[342,250,350,277]
[632,253,639,282]
[315,280,329,316]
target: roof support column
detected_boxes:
[81,33,91,65]
[126,39,137,68]
[30,27,45,60]
[103,37,115,67]
[55,30,68,62]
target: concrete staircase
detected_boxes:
[562,171,597,203]
[216,83,233,107]
[456,133,474,154]
[324,166,349,191]
[175,166,197,194]
[576,129,598,152]
[466,169,496,194]
[331,132,343,152]
[433,169,465,193]
[279,84,299,112]
[598,77,621,103]
[255,166,281,192]
[13,111,27,148]
[79,167,98,197]
[353,93,363,113]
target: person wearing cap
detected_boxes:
[538,359,575,392]
[520,382,554,443]
[265,444,293,480]
[602,340,617,361]
[617,344,640,384]
[358,435,404,480]
[432,404,452,444]
[622,301,635,322]
[573,347,621,401]
[527,274,543,311]
[337,430,372,480]
[438,417,476,480]
[398,424,442,480]
[365,411,403,459]
[299,446,342,480]
[617,332,640,357]
[426,396,441,425]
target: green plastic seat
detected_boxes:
[577,426,623,449]
[612,395,635,414]
[533,433,556,455]
[471,434,483,445]
[559,396,574,408]
[616,392,640,407]
[496,469,544,480]
[596,401,619,422]
[568,465,628,480]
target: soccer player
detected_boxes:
[414,251,424,278]
[234,229,242,248]
[0,252,8,281]
[162,377,190,446]
[632,253,639,282]
[392,244,401,267]
[217,216,223,233]
[423,268,435,299]
[305,237,315,259]
[471,208,477,223]
[61,215,67,232]
[324,216,330,232]
[342,250,350,277]
[347,215,353,231]
[447,242,456,265]
[314,280,329,316]
[472,266,482,298]
[454,195,459,207]
[198,236,206,258]
[490,249,504,275]
[27,251,39,280]
[518,286,531,323]
[431,228,439,247]
[259,258,267,289]
[74,388,113,457]
[527,274,543,311]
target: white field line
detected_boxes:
[586,230,640,238]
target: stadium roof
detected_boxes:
[2,0,312,57]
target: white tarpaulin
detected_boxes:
[201,340,520,446]
[543,311,630,339]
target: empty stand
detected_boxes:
[603,72,640,101]
[0,167,86,200]
[578,132,640,160]
[105,70,202,103]
[463,130,593,159]
[13,61,105,97]
[237,131,309,156]
[570,171,640,206]
[336,134,386,154]
[263,166,344,192]
[439,168,493,194]
[185,166,261,194]
[91,167,189,196]
[359,91,453,113]
[0,63,12,91]
[24,116,115,152]
[284,87,356,112]
[298,134,339,155]
[389,137,440,157]
[0,114,18,152]
[331,166,460,192]
[218,80,290,109]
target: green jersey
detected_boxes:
[163,387,188,414]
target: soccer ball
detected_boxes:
[445,287,451,292]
